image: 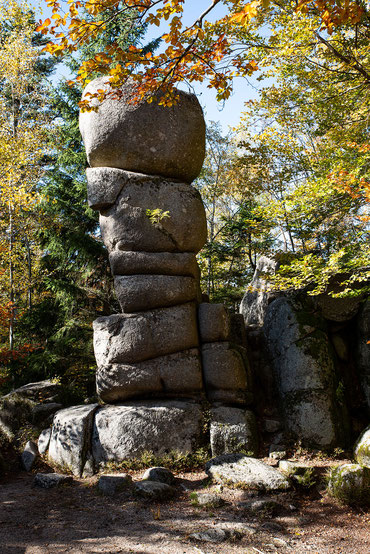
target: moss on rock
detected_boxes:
[328,463,370,506]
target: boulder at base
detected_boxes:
[205,453,290,491]
[48,404,98,477]
[328,464,370,506]
[354,425,370,468]
[210,407,258,457]
[92,400,205,465]
[79,78,205,183]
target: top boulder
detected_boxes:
[79,78,206,183]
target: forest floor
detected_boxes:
[0,456,369,554]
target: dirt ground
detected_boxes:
[0,460,369,554]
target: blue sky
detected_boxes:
[31,0,266,131]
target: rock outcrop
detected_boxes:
[45,80,257,473]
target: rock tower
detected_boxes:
[46,79,257,476]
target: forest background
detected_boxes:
[0,0,368,399]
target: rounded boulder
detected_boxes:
[79,78,205,183]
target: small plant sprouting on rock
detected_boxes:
[145,208,170,225]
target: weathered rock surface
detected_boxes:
[356,299,370,410]
[93,303,199,366]
[0,394,33,439]
[190,528,228,543]
[0,380,63,439]
[86,167,128,210]
[315,290,363,322]
[229,313,248,348]
[48,404,98,477]
[114,274,198,312]
[264,296,349,448]
[198,303,230,343]
[201,342,251,405]
[38,428,52,455]
[109,250,199,278]
[354,425,370,468]
[98,473,132,495]
[243,498,282,515]
[210,406,258,457]
[205,454,290,491]
[190,491,225,508]
[328,463,370,506]
[33,473,73,489]
[240,256,278,326]
[96,348,203,402]
[5,380,62,401]
[99,176,207,254]
[134,480,177,500]
[190,523,256,543]
[31,402,63,425]
[21,440,38,471]
[79,78,205,183]
[92,401,205,464]
[142,467,175,485]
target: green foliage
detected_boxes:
[0,2,153,393]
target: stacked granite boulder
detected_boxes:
[81,78,207,406]
[45,79,257,475]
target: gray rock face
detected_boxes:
[92,401,205,464]
[210,407,258,457]
[5,380,62,401]
[240,256,278,326]
[142,467,175,485]
[201,342,251,405]
[114,274,198,312]
[93,303,198,366]
[98,473,132,495]
[38,428,52,455]
[191,491,225,508]
[0,380,62,439]
[134,480,177,500]
[328,463,370,506]
[229,313,248,348]
[189,528,228,543]
[96,348,202,403]
[356,299,370,410]
[205,454,290,491]
[315,291,363,322]
[48,404,98,477]
[77,78,260,463]
[33,473,73,489]
[97,348,203,402]
[21,440,39,471]
[198,303,230,343]
[109,250,199,278]
[86,167,128,210]
[99,175,207,254]
[31,402,63,424]
[79,78,205,183]
[264,296,349,448]
[354,426,370,468]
